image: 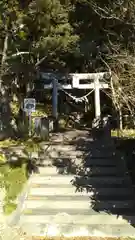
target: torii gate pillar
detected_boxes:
[94,76,101,120]
[52,78,58,119]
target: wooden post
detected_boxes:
[94,76,101,120]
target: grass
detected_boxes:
[0,162,27,215]
[0,138,20,148]
[0,138,42,215]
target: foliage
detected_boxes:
[0,139,18,148]
[0,0,78,88]
[111,129,135,138]
[31,104,47,117]
[10,101,20,116]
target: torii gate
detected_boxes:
[40,72,111,122]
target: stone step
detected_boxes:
[39,147,115,158]
[28,187,133,198]
[33,152,84,160]
[46,150,84,158]
[90,155,116,159]
[22,206,135,216]
[36,166,76,175]
[23,199,134,211]
[37,156,118,167]
[91,144,115,149]
[43,149,115,157]
[30,183,130,190]
[37,165,122,176]
[16,131,135,238]
[36,159,117,168]
[27,194,133,202]
[84,158,117,166]
[19,213,131,225]
[19,222,135,237]
[30,175,130,186]
[40,144,81,151]
[89,152,116,158]
[77,166,123,176]
[18,222,135,237]
[45,155,102,164]
[24,199,90,210]
[22,197,135,212]
[39,144,84,153]
[37,157,82,165]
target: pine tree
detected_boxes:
[24,0,78,69]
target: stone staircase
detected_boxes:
[15,130,135,237]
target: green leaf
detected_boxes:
[18,30,26,40]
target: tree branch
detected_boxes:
[90,1,135,26]
[6,52,31,59]
[35,56,47,68]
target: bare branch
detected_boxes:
[6,52,31,59]
[90,1,135,26]
[35,56,47,68]
[91,3,120,20]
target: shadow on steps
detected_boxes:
[50,128,135,229]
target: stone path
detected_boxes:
[13,130,135,237]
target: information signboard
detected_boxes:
[24,98,36,113]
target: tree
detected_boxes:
[0,0,29,136]
[0,0,78,137]
[68,0,135,128]
[90,0,135,128]
[20,0,78,70]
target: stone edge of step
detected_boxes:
[19,222,135,237]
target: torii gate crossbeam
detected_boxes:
[40,72,111,121]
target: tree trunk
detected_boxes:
[0,31,12,139]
